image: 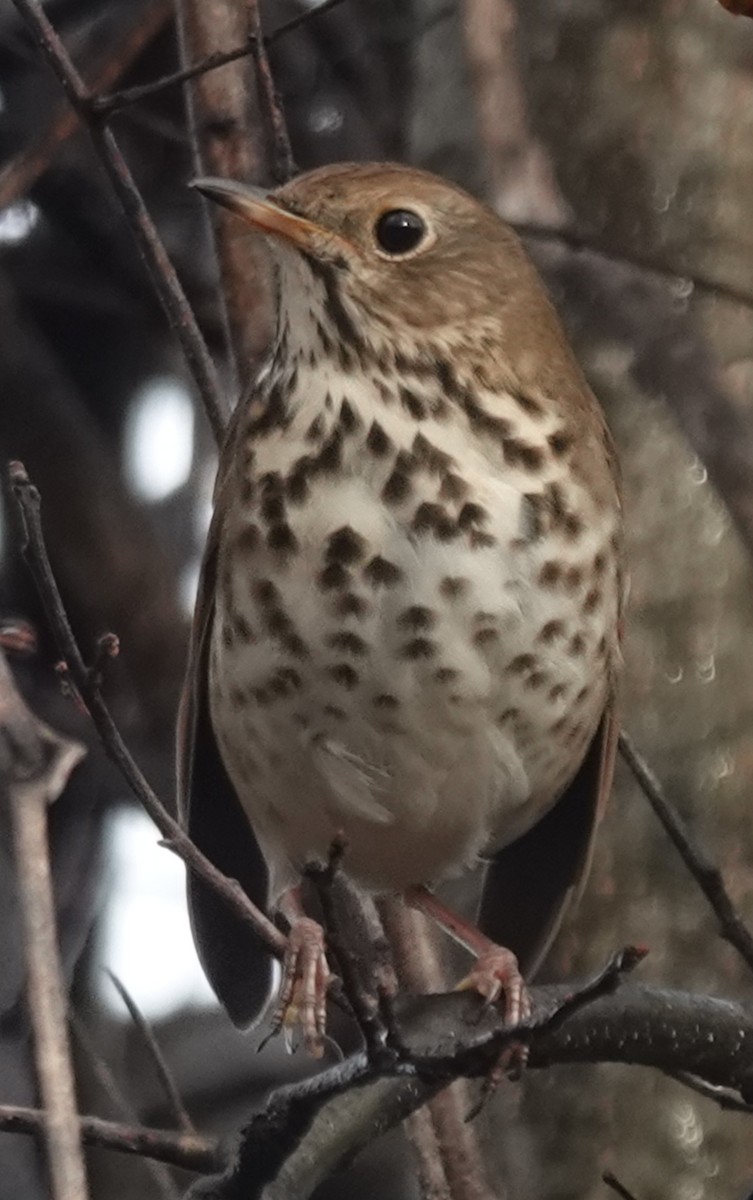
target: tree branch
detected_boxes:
[1,650,89,1200]
[8,462,285,961]
[0,1103,220,1174]
[10,0,227,444]
[619,731,753,977]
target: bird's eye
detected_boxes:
[374,209,427,257]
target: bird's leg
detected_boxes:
[272,886,331,1058]
[404,884,530,1025]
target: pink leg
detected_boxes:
[271,887,331,1058]
[405,883,531,1086]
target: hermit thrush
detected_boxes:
[178,163,622,1054]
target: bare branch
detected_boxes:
[10,0,227,444]
[106,971,195,1134]
[1,651,89,1200]
[175,0,275,377]
[8,462,285,961]
[0,0,170,210]
[95,0,348,117]
[0,1103,220,1174]
[619,731,753,976]
[603,1171,641,1200]
[189,980,753,1200]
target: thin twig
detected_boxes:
[619,731,753,977]
[0,0,170,209]
[70,1015,181,1200]
[2,652,89,1200]
[665,1070,753,1114]
[95,0,348,116]
[517,220,753,316]
[9,462,285,960]
[10,0,227,444]
[106,972,194,1133]
[247,0,295,183]
[0,1104,220,1174]
[602,1171,640,1200]
[104,972,193,1135]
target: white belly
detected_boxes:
[209,397,617,898]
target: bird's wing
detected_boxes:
[177,417,273,1029]
[477,701,618,978]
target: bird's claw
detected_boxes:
[271,917,331,1058]
[456,945,531,1108]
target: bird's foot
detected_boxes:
[457,946,531,1111]
[271,916,331,1058]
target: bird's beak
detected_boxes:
[191,177,334,256]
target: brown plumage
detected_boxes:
[178,162,622,1052]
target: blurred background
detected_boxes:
[2,0,753,1196]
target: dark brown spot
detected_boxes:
[221,623,234,649]
[364,556,403,587]
[253,579,280,607]
[463,395,512,443]
[563,513,584,539]
[597,635,608,657]
[551,716,568,735]
[267,668,302,697]
[383,467,413,504]
[527,670,548,689]
[412,432,454,473]
[504,438,544,471]
[324,704,347,720]
[334,592,370,619]
[328,663,360,689]
[239,478,254,506]
[366,421,392,456]
[233,614,255,642]
[497,707,519,724]
[229,686,245,709]
[439,576,468,599]
[583,588,601,613]
[548,683,567,702]
[507,653,536,674]
[317,562,351,591]
[593,552,607,576]
[538,620,566,643]
[326,526,367,565]
[519,493,546,542]
[473,628,499,646]
[575,686,590,704]
[568,633,586,656]
[439,473,469,502]
[401,637,436,659]
[286,460,312,504]
[339,398,361,434]
[316,428,344,473]
[514,392,544,419]
[400,387,427,420]
[373,693,399,709]
[565,566,584,591]
[539,561,563,587]
[458,501,488,529]
[267,523,298,555]
[398,605,436,632]
[412,502,457,540]
[306,415,325,441]
[434,666,459,683]
[282,633,309,659]
[234,524,261,553]
[548,429,574,456]
[327,630,368,656]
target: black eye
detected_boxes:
[374,209,427,256]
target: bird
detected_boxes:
[178,162,622,1056]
